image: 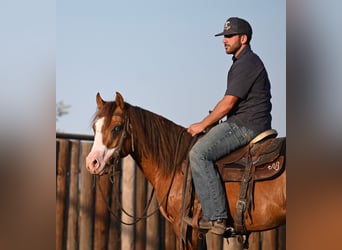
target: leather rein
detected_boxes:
[94,112,186,226]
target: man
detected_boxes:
[184,17,272,235]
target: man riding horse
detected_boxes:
[184,17,273,236]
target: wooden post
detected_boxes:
[56,139,69,250]
[108,169,121,249]
[66,140,80,250]
[164,220,176,250]
[261,229,277,249]
[78,142,94,250]
[135,167,147,250]
[94,175,111,250]
[121,156,136,250]
[146,183,159,250]
[277,225,286,250]
[248,232,260,250]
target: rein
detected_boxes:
[95,174,156,226]
[95,113,186,226]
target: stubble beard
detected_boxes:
[225,45,234,55]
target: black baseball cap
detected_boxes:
[215,17,252,41]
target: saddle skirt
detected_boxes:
[216,135,286,182]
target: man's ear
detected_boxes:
[240,34,248,45]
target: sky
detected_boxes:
[56,0,286,136]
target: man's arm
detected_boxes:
[187,95,239,136]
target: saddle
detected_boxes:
[215,129,286,235]
[216,129,286,182]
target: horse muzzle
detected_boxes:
[86,148,115,175]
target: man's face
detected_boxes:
[223,34,244,56]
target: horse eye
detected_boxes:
[112,125,123,135]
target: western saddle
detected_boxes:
[215,129,286,235]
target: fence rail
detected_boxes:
[56,133,285,250]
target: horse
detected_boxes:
[86,92,286,249]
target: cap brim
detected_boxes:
[214,31,240,37]
[214,32,224,37]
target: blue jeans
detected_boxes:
[189,122,256,221]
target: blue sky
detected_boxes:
[56,0,286,136]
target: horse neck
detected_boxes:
[127,106,190,186]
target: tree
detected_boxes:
[56,100,71,121]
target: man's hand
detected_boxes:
[187,122,206,137]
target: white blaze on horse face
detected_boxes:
[86,117,115,175]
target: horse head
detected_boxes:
[86,92,133,175]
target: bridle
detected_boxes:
[94,111,186,225]
[109,112,134,180]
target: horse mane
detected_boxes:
[127,104,191,176]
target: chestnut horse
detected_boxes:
[86,92,286,249]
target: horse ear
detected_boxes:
[115,92,125,109]
[96,92,105,109]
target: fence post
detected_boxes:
[248,232,260,250]
[56,139,70,250]
[164,220,176,250]
[94,175,111,249]
[78,142,94,250]
[66,140,80,250]
[261,229,277,249]
[108,169,121,249]
[121,156,136,250]
[277,225,286,250]
[146,183,159,250]
[135,167,147,250]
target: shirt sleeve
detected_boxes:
[225,58,263,99]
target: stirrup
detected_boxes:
[223,227,237,238]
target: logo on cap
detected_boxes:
[224,21,231,31]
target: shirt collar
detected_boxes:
[232,45,251,62]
